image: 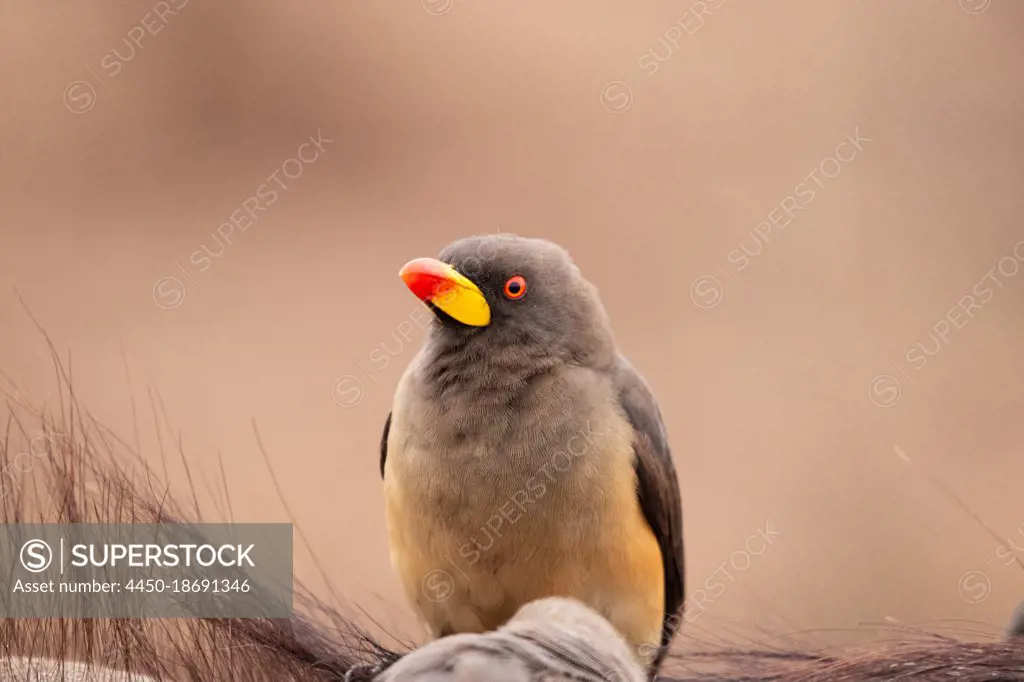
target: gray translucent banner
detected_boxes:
[0,523,292,618]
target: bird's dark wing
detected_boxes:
[380,412,392,479]
[613,358,685,669]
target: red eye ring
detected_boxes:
[503,275,527,300]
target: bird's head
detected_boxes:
[399,234,615,364]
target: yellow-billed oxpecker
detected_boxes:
[380,234,685,676]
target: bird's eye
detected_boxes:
[503,275,527,300]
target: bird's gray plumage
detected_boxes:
[381,234,685,677]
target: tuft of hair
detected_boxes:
[0,355,397,682]
[3,349,1024,681]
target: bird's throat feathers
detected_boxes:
[416,309,617,400]
[417,331,587,401]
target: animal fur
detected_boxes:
[1,362,1023,681]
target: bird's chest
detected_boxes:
[391,410,614,533]
[384,373,636,560]
[383,399,652,641]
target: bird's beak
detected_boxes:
[399,258,491,327]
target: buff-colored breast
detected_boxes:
[383,407,665,666]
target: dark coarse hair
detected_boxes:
[2,349,1023,681]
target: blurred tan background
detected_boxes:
[2,0,1024,652]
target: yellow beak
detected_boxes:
[399,258,491,327]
